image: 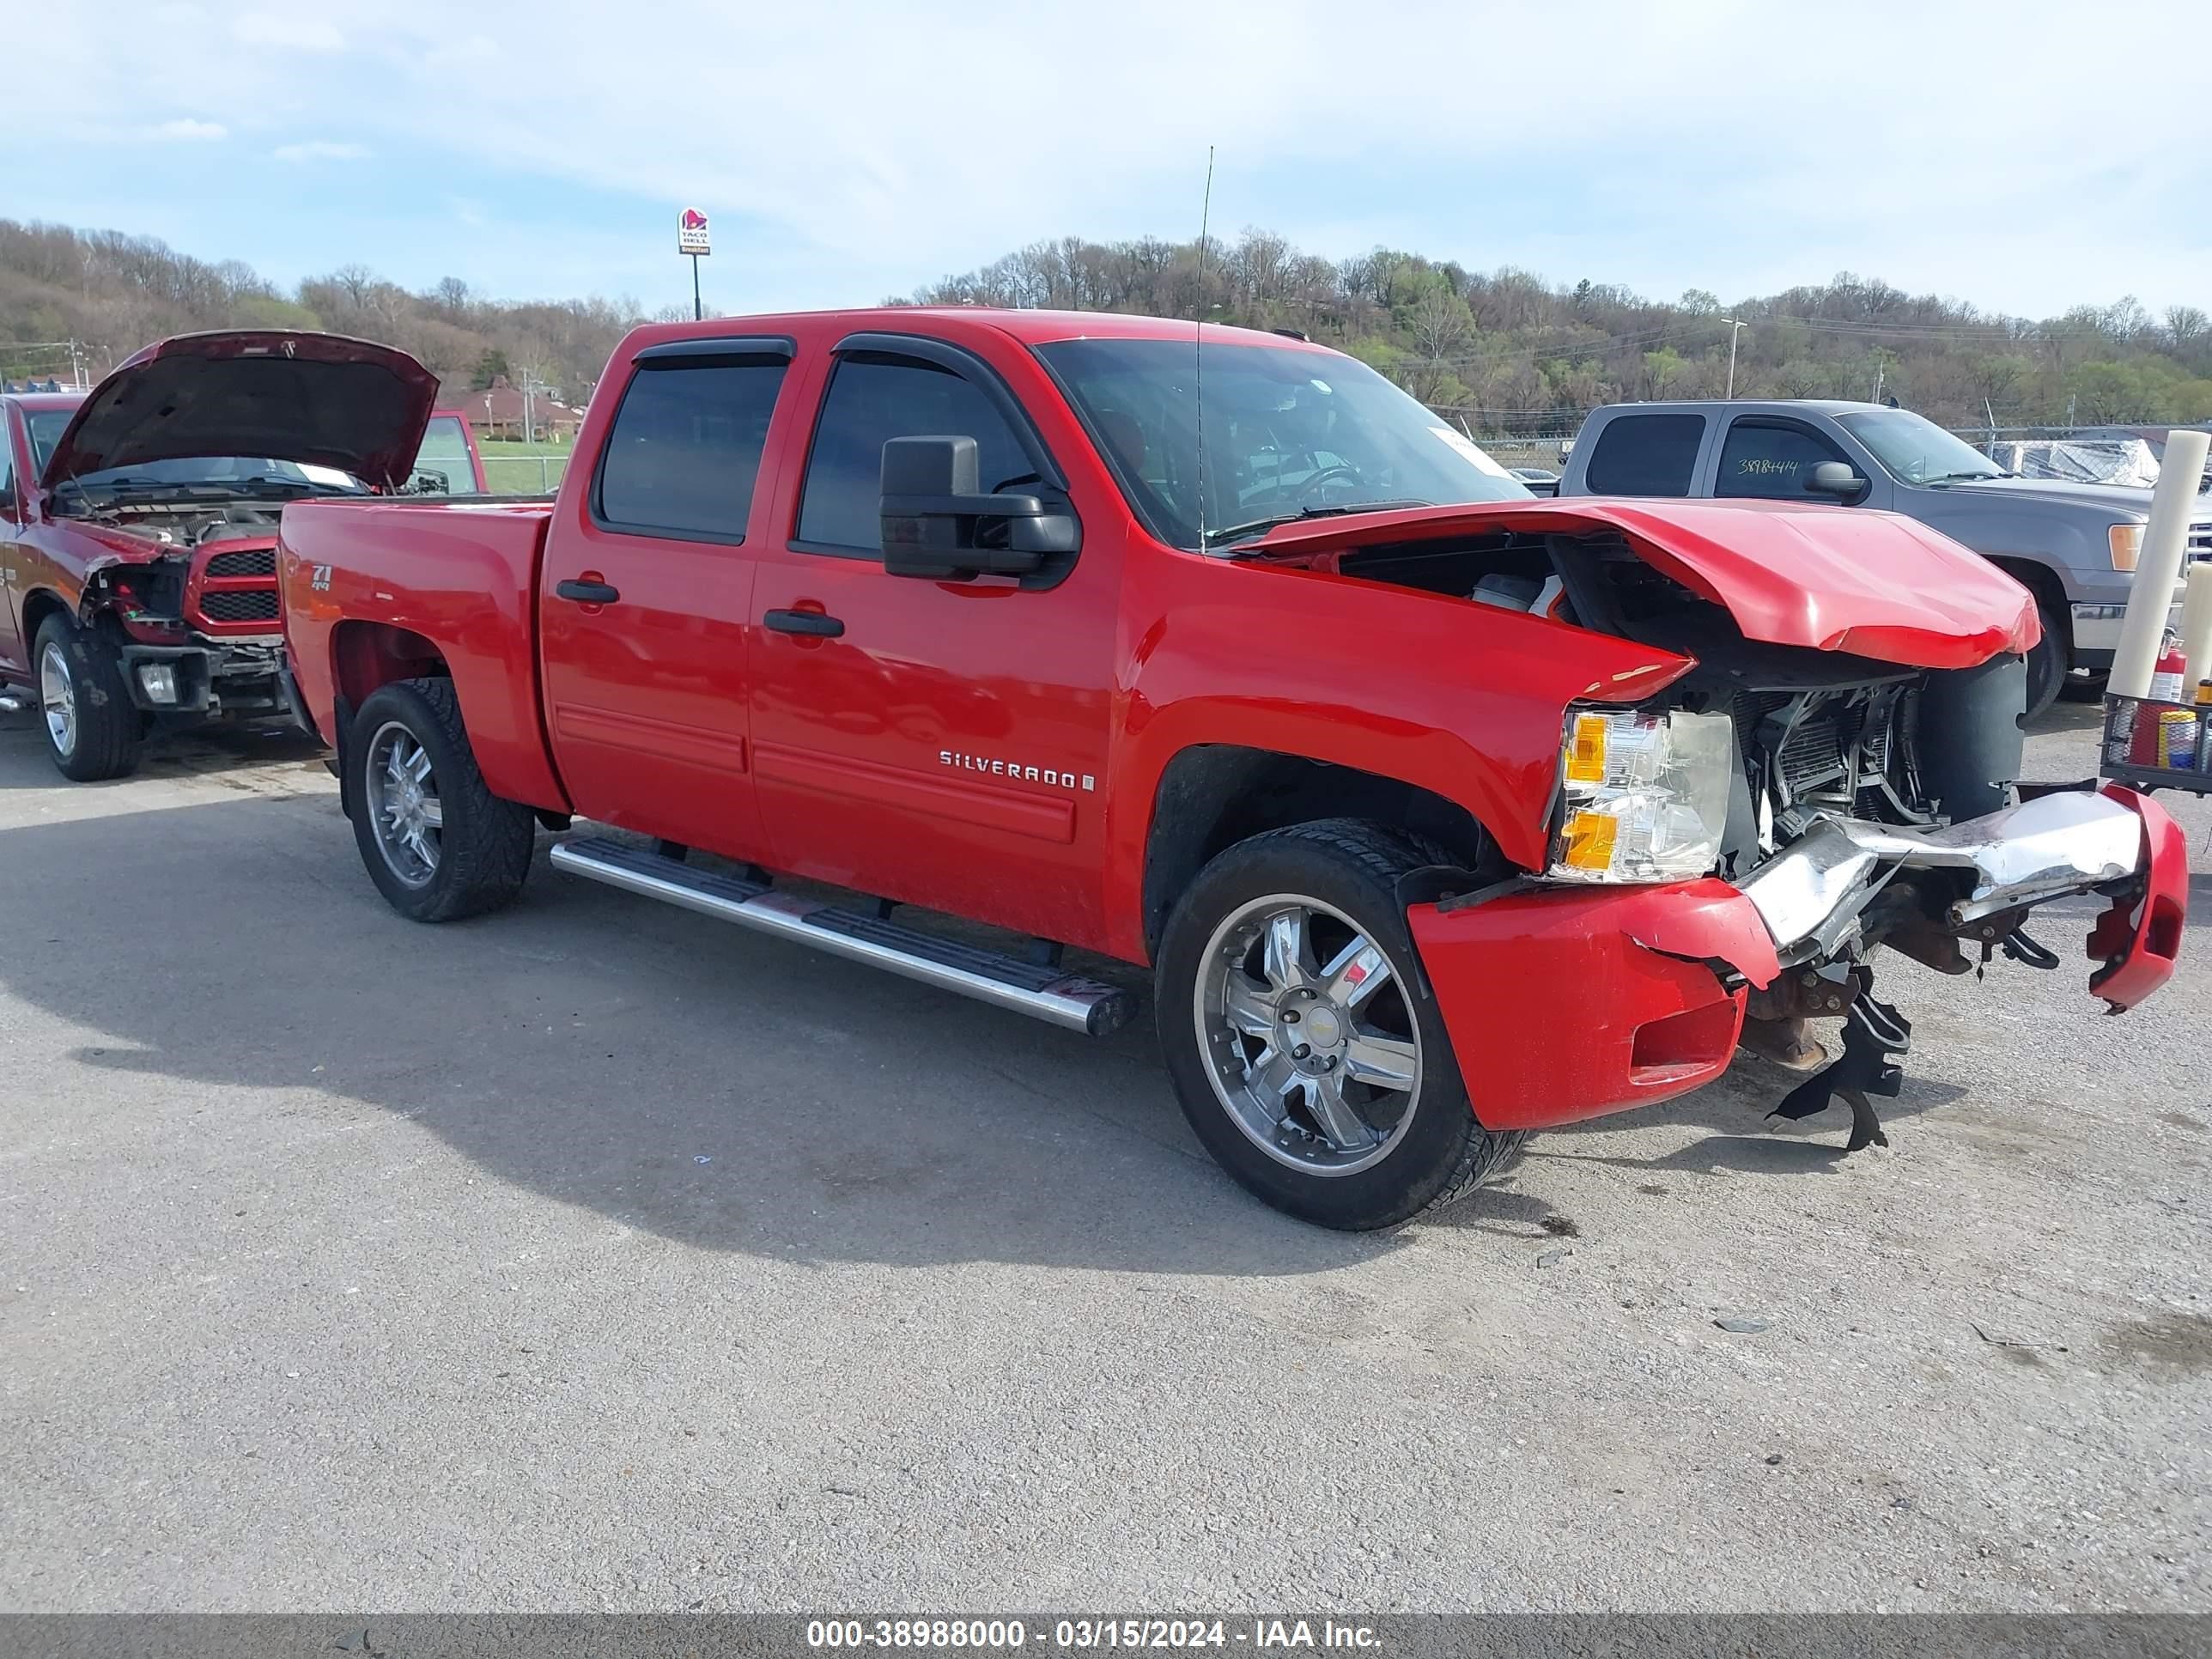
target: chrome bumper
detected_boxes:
[2071,594,2185,655]
[1737,790,2146,959]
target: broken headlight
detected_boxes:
[1547,708,1733,884]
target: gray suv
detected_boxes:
[1554,400,2209,716]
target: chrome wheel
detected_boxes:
[39,641,77,759]
[1194,893,1423,1176]
[365,720,443,887]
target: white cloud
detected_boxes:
[273,140,370,163]
[151,118,225,141]
[231,12,343,50]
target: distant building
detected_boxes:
[455,375,586,442]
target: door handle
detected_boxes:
[556,578,621,605]
[764,608,845,638]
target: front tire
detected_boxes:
[2061,667,2110,703]
[2022,598,2067,722]
[349,678,536,921]
[33,616,144,782]
[1155,818,1522,1231]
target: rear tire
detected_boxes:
[349,678,536,921]
[34,615,144,782]
[1155,817,1523,1231]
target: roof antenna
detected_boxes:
[1194,145,1214,552]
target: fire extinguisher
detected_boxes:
[2149,634,2189,703]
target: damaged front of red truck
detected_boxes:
[0,330,434,780]
[1181,494,2185,1157]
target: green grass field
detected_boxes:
[476,438,574,495]
[477,438,573,460]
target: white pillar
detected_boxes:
[2179,560,2212,694]
[2108,428,2209,699]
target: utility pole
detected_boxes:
[1723,318,1746,398]
[1872,355,1884,404]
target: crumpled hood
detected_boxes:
[1250,497,2039,669]
[40,331,440,493]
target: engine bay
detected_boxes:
[52,499,286,549]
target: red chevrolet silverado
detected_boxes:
[276,310,2187,1230]
[0,331,434,779]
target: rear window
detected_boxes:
[410,415,481,496]
[596,359,789,541]
[25,408,73,472]
[1583,413,1706,497]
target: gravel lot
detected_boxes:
[1,701,2206,1613]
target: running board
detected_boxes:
[548,836,1136,1037]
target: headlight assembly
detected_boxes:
[1547,708,1733,884]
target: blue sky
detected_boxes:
[17,1,2212,322]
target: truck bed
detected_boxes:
[280,498,567,811]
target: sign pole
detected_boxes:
[678,207,712,320]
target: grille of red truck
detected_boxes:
[184,541,283,635]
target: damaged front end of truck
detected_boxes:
[1255,498,2187,1146]
[30,331,439,729]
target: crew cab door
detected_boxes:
[1712,416,1896,510]
[536,337,794,856]
[1576,410,1715,497]
[747,334,1114,945]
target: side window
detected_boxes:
[1716,420,1852,501]
[0,428,15,518]
[1583,413,1705,497]
[595,359,788,540]
[797,357,1030,553]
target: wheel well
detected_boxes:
[18,588,67,653]
[1988,557,2067,647]
[331,621,448,709]
[1141,744,1498,956]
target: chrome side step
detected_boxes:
[548,836,1136,1037]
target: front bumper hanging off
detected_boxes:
[1407,784,2185,1133]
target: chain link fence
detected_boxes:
[479,453,573,495]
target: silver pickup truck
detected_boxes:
[1553,400,2209,716]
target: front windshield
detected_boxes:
[58,455,368,495]
[1034,337,1531,550]
[1835,409,2005,485]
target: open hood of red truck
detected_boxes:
[40,331,440,493]
[1249,497,2039,670]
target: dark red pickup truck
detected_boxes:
[1,331,436,779]
[277,309,2187,1229]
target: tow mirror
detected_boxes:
[880,435,1078,580]
[1806,460,1869,502]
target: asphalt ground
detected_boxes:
[1,698,2206,1612]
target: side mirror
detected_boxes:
[1806,460,1869,502]
[880,435,1078,580]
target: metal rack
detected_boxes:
[2099,693,2210,795]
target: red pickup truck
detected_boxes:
[277,310,2186,1230]
[1,331,436,779]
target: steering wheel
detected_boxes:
[1297,463,1364,501]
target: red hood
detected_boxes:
[1250,497,2039,669]
[40,331,440,494]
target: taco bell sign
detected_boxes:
[678,207,711,256]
